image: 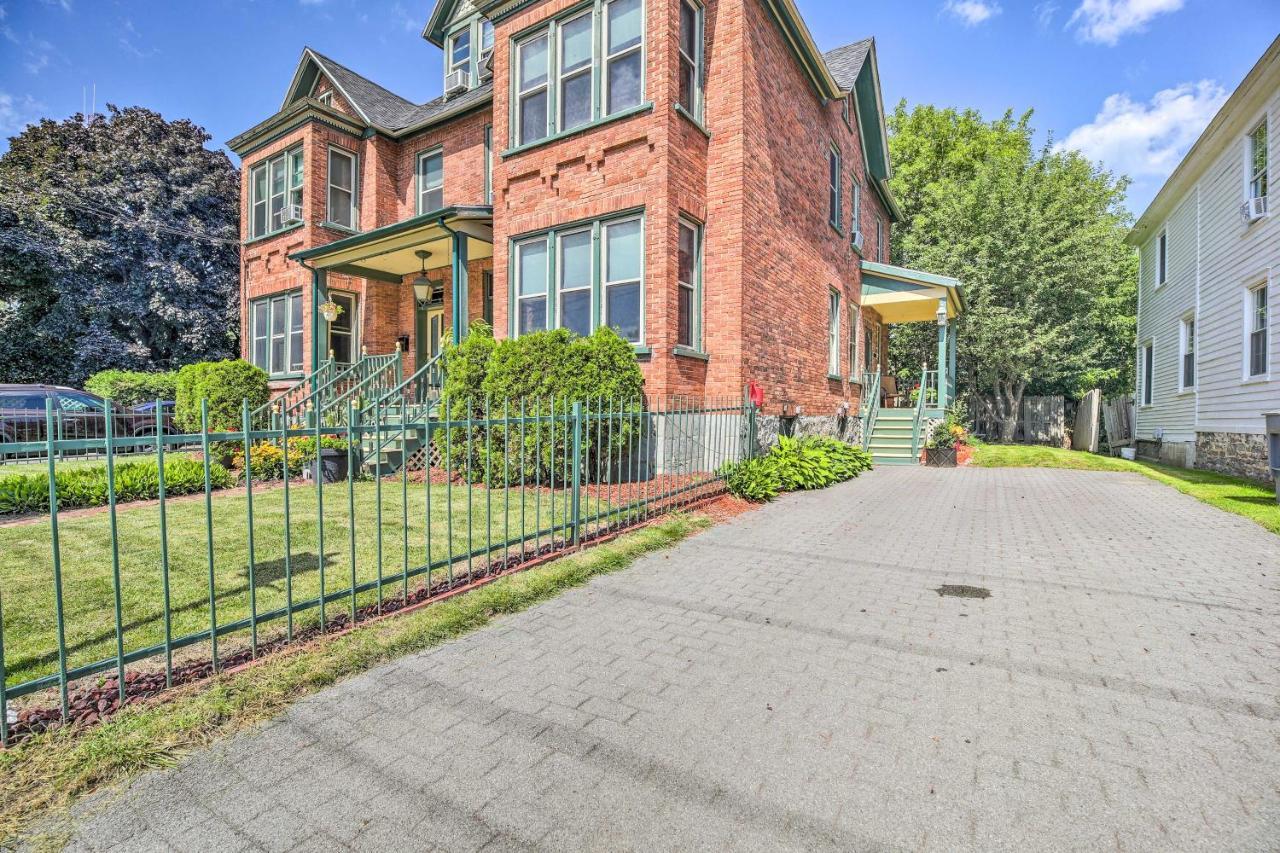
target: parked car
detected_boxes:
[0,385,177,459]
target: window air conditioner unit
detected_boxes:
[1241,196,1268,223]
[281,203,304,226]
[445,69,471,95]
[852,230,865,250]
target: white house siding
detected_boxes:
[1135,190,1199,459]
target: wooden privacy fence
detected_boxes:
[973,395,1066,445]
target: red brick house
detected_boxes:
[228,0,962,457]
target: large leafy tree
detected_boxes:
[886,103,1137,439]
[0,106,240,386]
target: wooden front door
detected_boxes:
[415,305,445,388]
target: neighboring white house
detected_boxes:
[1128,35,1279,481]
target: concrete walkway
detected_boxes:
[65,467,1280,851]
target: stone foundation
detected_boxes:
[1195,432,1272,482]
[752,413,862,455]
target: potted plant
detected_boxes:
[313,436,350,483]
[924,401,971,467]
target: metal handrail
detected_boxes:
[250,358,334,425]
[320,350,403,425]
[861,370,882,451]
[910,365,932,460]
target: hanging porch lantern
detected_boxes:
[411,250,434,306]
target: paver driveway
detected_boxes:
[65,467,1280,852]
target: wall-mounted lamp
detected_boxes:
[936,300,949,327]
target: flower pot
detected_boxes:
[314,447,349,483]
[956,443,974,466]
[925,446,957,468]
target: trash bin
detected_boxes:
[1265,411,1280,504]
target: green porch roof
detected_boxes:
[861,260,965,324]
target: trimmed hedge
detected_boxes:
[720,436,873,502]
[84,370,179,408]
[174,360,270,433]
[0,456,234,515]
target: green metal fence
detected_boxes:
[0,393,753,745]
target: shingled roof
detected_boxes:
[305,48,422,128]
[822,38,873,92]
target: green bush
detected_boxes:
[802,437,873,481]
[439,325,645,485]
[226,436,349,481]
[174,360,270,432]
[720,456,783,502]
[0,456,234,515]
[84,369,179,407]
[768,435,837,491]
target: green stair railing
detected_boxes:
[910,367,939,459]
[318,350,404,428]
[861,370,882,451]
[360,352,446,469]
[250,358,335,428]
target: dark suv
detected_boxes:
[0,385,177,459]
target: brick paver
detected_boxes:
[64,467,1280,851]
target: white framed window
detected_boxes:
[416,148,444,214]
[558,10,594,133]
[514,31,550,145]
[450,27,472,75]
[483,124,493,205]
[558,227,593,337]
[876,215,884,261]
[1248,117,1269,202]
[677,0,703,121]
[850,177,862,248]
[604,0,644,115]
[1179,316,1195,390]
[515,236,549,335]
[1141,341,1154,406]
[249,147,304,240]
[326,147,357,230]
[250,291,305,376]
[317,90,334,107]
[480,19,495,66]
[828,288,840,376]
[828,146,842,230]
[677,217,701,350]
[842,95,851,128]
[1156,229,1168,285]
[603,215,643,342]
[1248,283,1269,377]
[847,303,857,379]
[328,291,358,365]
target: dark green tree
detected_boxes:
[0,106,240,385]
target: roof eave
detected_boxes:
[227,98,368,155]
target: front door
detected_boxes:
[415,305,445,389]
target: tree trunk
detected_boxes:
[995,380,1025,443]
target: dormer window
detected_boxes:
[450,29,471,75]
[317,90,333,107]
[480,19,494,66]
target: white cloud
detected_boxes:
[0,91,46,136]
[1057,81,1227,182]
[1068,0,1183,45]
[943,0,1002,26]
[1035,2,1059,30]
[39,0,71,11]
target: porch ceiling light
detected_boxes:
[412,250,433,306]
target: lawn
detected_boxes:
[0,474,620,692]
[972,443,1280,535]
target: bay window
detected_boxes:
[516,236,549,335]
[511,0,646,148]
[416,148,444,214]
[677,218,701,350]
[249,147,304,240]
[250,291,304,377]
[558,228,593,337]
[677,0,703,121]
[327,147,357,229]
[603,216,643,342]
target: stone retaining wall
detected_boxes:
[1196,432,1272,482]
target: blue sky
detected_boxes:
[1,0,1276,213]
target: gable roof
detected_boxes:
[423,0,475,47]
[823,38,872,91]
[283,48,421,130]
[822,38,901,221]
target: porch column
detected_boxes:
[947,322,957,403]
[450,230,469,344]
[936,297,948,408]
[310,268,329,393]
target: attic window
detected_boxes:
[317,90,334,107]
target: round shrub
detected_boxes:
[175,360,270,432]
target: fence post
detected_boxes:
[570,401,583,546]
[241,399,258,658]
[0,588,6,747]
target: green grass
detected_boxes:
[1,475,607,690]
[0,452,156,474]
[972,443,1280,535]
[0,512,713,845]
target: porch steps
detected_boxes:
[867,410,920,467]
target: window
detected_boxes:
[450,28,471,75]
[677,0,703,121]
[58,392,105,413]
[482,271,494,325]
[876,215,884,261]
[416,148,444,214]
[327,147,357,229]
[1141,342,1154,406]
[828,289,841,376]
[0,392,46,410]
[483,124,493,204]
[512,213,644,343]
[250,292,304,376]
[1157,230,1167,285]
[249,147,304,239]
[514,32,550,145]
[512,0,645,147]
[828,147,842,230]
[847,303,857,379]
[1248,118,1268,202]
[559,11,594,132]
[850,177,862,247]
[1180,317,1195,390]
[842,96,850,128]
[1249,284,1269,377]
[328,292,358,365]
[864,322,874,373]
[677,218,701,349]
[480,19,495,65]
[515,236,549,335]
[317,90,333,107]
[603,216,643,342]
[558,228,593,337]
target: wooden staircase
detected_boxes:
[865,409,919,466]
